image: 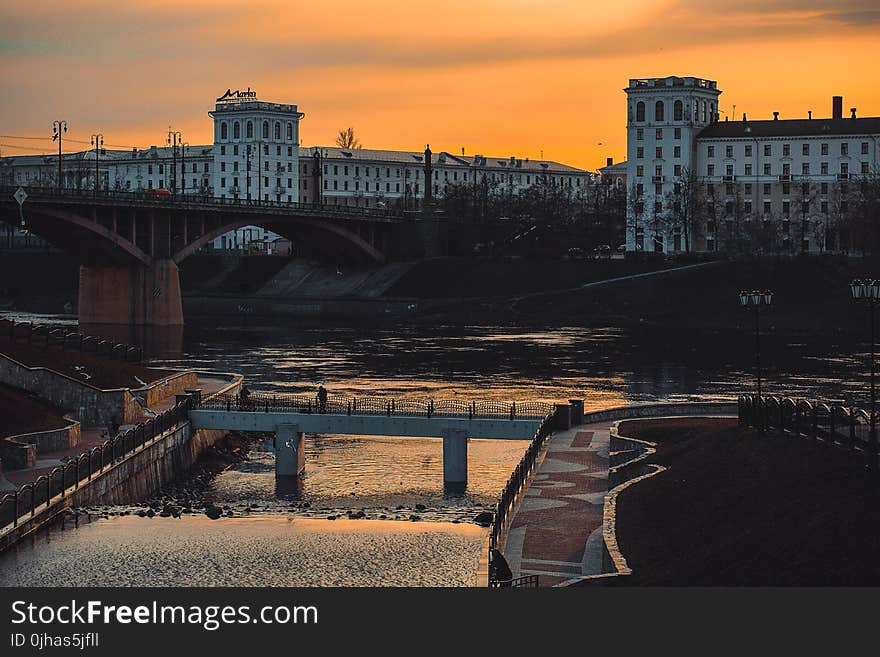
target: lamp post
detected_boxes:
[90,133,104,195]
[166,129,182,195]
[181,142,189,196]
[52,120,68,191]
[740,289,773,428]
[851,278,879,472]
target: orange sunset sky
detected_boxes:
[1,0,879,171]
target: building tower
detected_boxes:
[624,76,721,253]
[209,88,305,202]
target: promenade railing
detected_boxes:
[738,394,874,468]
[0,396,197,536]
[486,407,559,588]
[197,391,552,421]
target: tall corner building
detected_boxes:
[624,75,880,254]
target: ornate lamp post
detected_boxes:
[52,120,68,191]
[166,129,182,195]
[90,133,104,195]
[851,278,879,471]
[740,289,773,427]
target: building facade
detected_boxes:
[625,76,880,254]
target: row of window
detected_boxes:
[707,141,870,158]
[634,198,843,216]
[218,144,295,157]
[633,99,716,123]
[635,128,683,141]
[706,161,868,177]
[219,120,295,142]
[635,180,848,199]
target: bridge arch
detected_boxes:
[173,216,385,264]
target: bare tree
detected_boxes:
[335,127,362,149]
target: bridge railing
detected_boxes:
[1,185,404,219]
[196,391,553,420]
[738,394,873,468]
[0,396,197,536]
[486,405,561,587]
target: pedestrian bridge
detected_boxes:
[188,392,552,484]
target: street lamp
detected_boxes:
[52,120,68,191]
[166,129,182,195]
[181,142,189,196]
[851,278,879,472]
[90,133,104,195]
[740,289,773,425]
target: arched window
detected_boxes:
[246,121,253,139]
[655,100,665,122]
[262,121,269,139]
[286,122,293,141]
[220,122,228,140]
[674,100,683,121]
[702,100,707,123]
[710,102,716,122]
[233,121,240,139]
[274,122,281,140]
[636,101,645,122]
[694,103,698,122]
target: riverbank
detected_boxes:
[606,417,880,585]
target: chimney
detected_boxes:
[461,147,465,156]
[832,95,843,119]
[606,157,613,167]
[851,107,857,119]
[808,110,812,120]
[742,113,747,122]
[773,111,779,121]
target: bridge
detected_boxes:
[0,186,418,326]
[188,391,553,484]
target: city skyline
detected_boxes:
[2,0,880,171]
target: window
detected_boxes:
[782,200,790,216]
[220,145,226,155]
[636,102,645,122]
[841,143,849,155]
[744,200,752,214]
[802,163,810,175]
[745,145,752,157]
[287,123,293,141]
[763,201,771,215]
[783,183,790,195]
[274,122,281,140]
[656,128,663,140]
[726,164,734,176]
[701,100,707,122]
[674,128,681,139]
[636,128,643,141]
[148,165,153,175]
[221,122,228,140]
[745,164,753,176]
[708,145,715,157]
[654,201,663,213]
[863,162,870,174]
[821,143,828,155]
[262,121,269,139]
[745,184,752,194]
[246,121,253,139]
[783,163,791,175]
[233,145,239,155]
[674,164,681,176]
[726,145,733,158]
[862,142,869,155]
[674,146,681,158]
[841,162,849,174]
[655,147,663,158]
[221,162,226,172]
[763,183,771,195]
[821,182,828,195]
[763,163,771,175]
[234,122,241,139]
[707,164,715,176]
[159,164,164,174]
[821,162,828,175]
[802,143,810,156]
[636,147,644,159]
[783,144,790,157]
[655,165,662,177]
[764,144,771,157]
[726,184,734,196]
[636,165,644,177]
[821,201,828,213]
[655,183,662,195]
[674,100,683,121]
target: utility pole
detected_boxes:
[167,128,182,195]
[52,120,68,191]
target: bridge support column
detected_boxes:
[441,428,468,485]
[78,258,183,326]
[275,424,305,478]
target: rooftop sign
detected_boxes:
[216,88,259,104]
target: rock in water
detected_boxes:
[204,505,222,520]
[473,511,494,527]
[415,503,427,511]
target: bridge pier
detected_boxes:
[78,258,183,326]
[275,424,305,478]
[441,428,468,485]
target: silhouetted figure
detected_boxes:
[491,549,514,586]
[110,417,120,438]
[317,384,328,414]
[240,385,250,408]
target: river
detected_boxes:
[0,312,872,585]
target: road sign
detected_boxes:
[13,186,27,206]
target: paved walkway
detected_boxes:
[503,421,611,586]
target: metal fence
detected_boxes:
[738,394,874,466]
[486,407,559,587]
[198,391,553,421]
[0,397,195,535]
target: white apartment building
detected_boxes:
[625,76,880,254]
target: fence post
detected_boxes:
[510,402,516,420]
[347,401,351,416]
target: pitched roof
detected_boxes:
[698,117,880,139]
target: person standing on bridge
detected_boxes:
[317,384,328,414]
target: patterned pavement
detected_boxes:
[503,422,611,586]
